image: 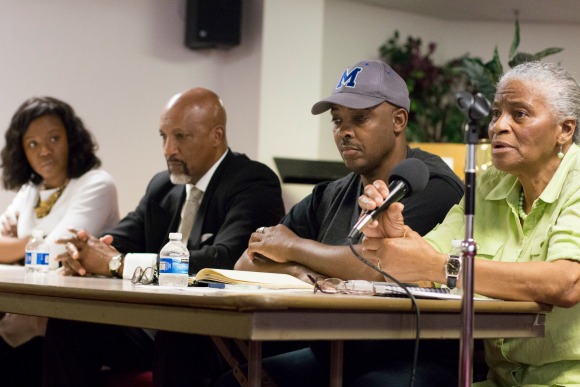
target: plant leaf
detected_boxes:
[485,48,503,81]
[508,18,520,61]
[461,57,485,79]
[532,47,564,59]
[508,52,535,68]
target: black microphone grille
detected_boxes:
[388,159,430,196]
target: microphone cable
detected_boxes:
[347,236,420,387]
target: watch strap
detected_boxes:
[446,275,457,289]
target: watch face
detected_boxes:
[109,256,121,271]
[446,258,461,276]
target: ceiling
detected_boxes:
[347,0,580,24]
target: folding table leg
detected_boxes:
[234,340,276,387]
[329,340,344,387]
[210,337,277,387]
[211,337,248,386]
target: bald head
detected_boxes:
[160,87,229,185]
[163,87,227,131]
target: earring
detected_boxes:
[557,143,564,159]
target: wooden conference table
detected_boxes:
[0,265,550,386]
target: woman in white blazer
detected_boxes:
[0,96,120,386]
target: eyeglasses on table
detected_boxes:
[307,274,376,295]
[131,266,156,285]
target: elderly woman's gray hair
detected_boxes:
[498,61,580,144]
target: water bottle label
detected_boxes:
[25,251,34,266]
[159,257,189,275]
[24,251,50,266]
[36,252,50,266]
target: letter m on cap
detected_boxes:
[336,67,362,89]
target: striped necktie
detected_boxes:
[178,185,203,244]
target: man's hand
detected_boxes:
[236,249,320,284]
[247,224,301,263]
[55,228,119,277]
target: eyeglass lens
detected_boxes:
[140,267,155,284]
[131,267,143,284]
[131,266,155,285]
[308,275,375,295]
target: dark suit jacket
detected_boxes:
[105,150,285,274]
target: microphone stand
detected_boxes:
[459,121,477,386]
[455,92,490,387]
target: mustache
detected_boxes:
[166,157,184,164]
[339,138,360,149]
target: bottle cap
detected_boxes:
[169,232,182,240]
[451,239,463,249]
[32,229,44,239]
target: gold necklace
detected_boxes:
[35,179,69,219]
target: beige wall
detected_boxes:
[0,0,264,215]
[0,0,578,216]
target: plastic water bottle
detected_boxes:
[450,239,463,258]
[158,232,190,287]
[24,230,50,273]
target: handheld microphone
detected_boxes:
[348,158,429,240]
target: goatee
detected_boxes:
[170,173,191,185]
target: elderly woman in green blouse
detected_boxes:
[358,61,580,386]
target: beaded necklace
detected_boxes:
[517,190,528,221]
[34,179,69,218]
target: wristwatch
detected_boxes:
[108,254,125,279]
[445,254,462,289]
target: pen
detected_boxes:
[207,283,261,290]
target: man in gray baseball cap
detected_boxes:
[311,59,411,114]
[226,59,465,386]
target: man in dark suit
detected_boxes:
[43,87,285,387]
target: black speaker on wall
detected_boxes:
[185,0,242,49]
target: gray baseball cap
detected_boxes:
[311,60,410,115]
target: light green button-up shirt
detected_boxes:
[425,144,580,387]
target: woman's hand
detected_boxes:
[362,226,446,283]
[358,180,406,239]
[1,212,19,238]
[358,180,447,284]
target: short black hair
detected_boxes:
[1,96,101,190]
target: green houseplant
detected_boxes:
[379,19,563,143]
[461,18,564,103]
[379,31,466,143]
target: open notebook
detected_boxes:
[193,268,314,290]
